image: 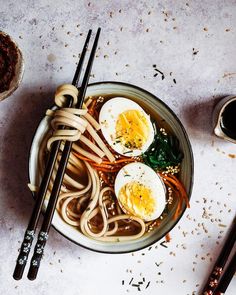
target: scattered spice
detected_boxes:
[160,241,168,248]
[129,278,134,285]
[165,233,171,242]
[192,48,199,55]
[154,68,165,80]
[146,281,150,289]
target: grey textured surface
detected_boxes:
[0,1,236,294]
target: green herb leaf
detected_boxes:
[142,131,183,170]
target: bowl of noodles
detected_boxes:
[29,81,193,253]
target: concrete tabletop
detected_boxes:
[0,1,235,294]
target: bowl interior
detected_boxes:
[29,82,193,253]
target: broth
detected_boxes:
[40,87,187,242]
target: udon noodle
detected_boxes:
[35,84,188,242]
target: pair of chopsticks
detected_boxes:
[13,28,101,281]
[202,216,236,295]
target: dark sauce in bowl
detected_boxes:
[0,32,19,93]
[220,100,236,140]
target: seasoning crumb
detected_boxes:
[146,281,150,289]
[160,241,168,248]
[173,78,176,84]
[192,48,199,55]
[225,28,230,32]
[203,27,208,31]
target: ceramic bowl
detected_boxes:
[0,31,24,102]
[29,81,194,253]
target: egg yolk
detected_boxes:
[118,181,156,219]
[115,110,150,149]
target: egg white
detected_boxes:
[114,163,166,221]
[99,97,154,157]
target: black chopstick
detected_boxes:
[201,216,236,295]
[214,251,236,295]
[13,29,92,281]
[27,27,101,280]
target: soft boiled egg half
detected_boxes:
[99,97,155,157]
[114,162,166,221]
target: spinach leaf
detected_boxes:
[142,131,183,170]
